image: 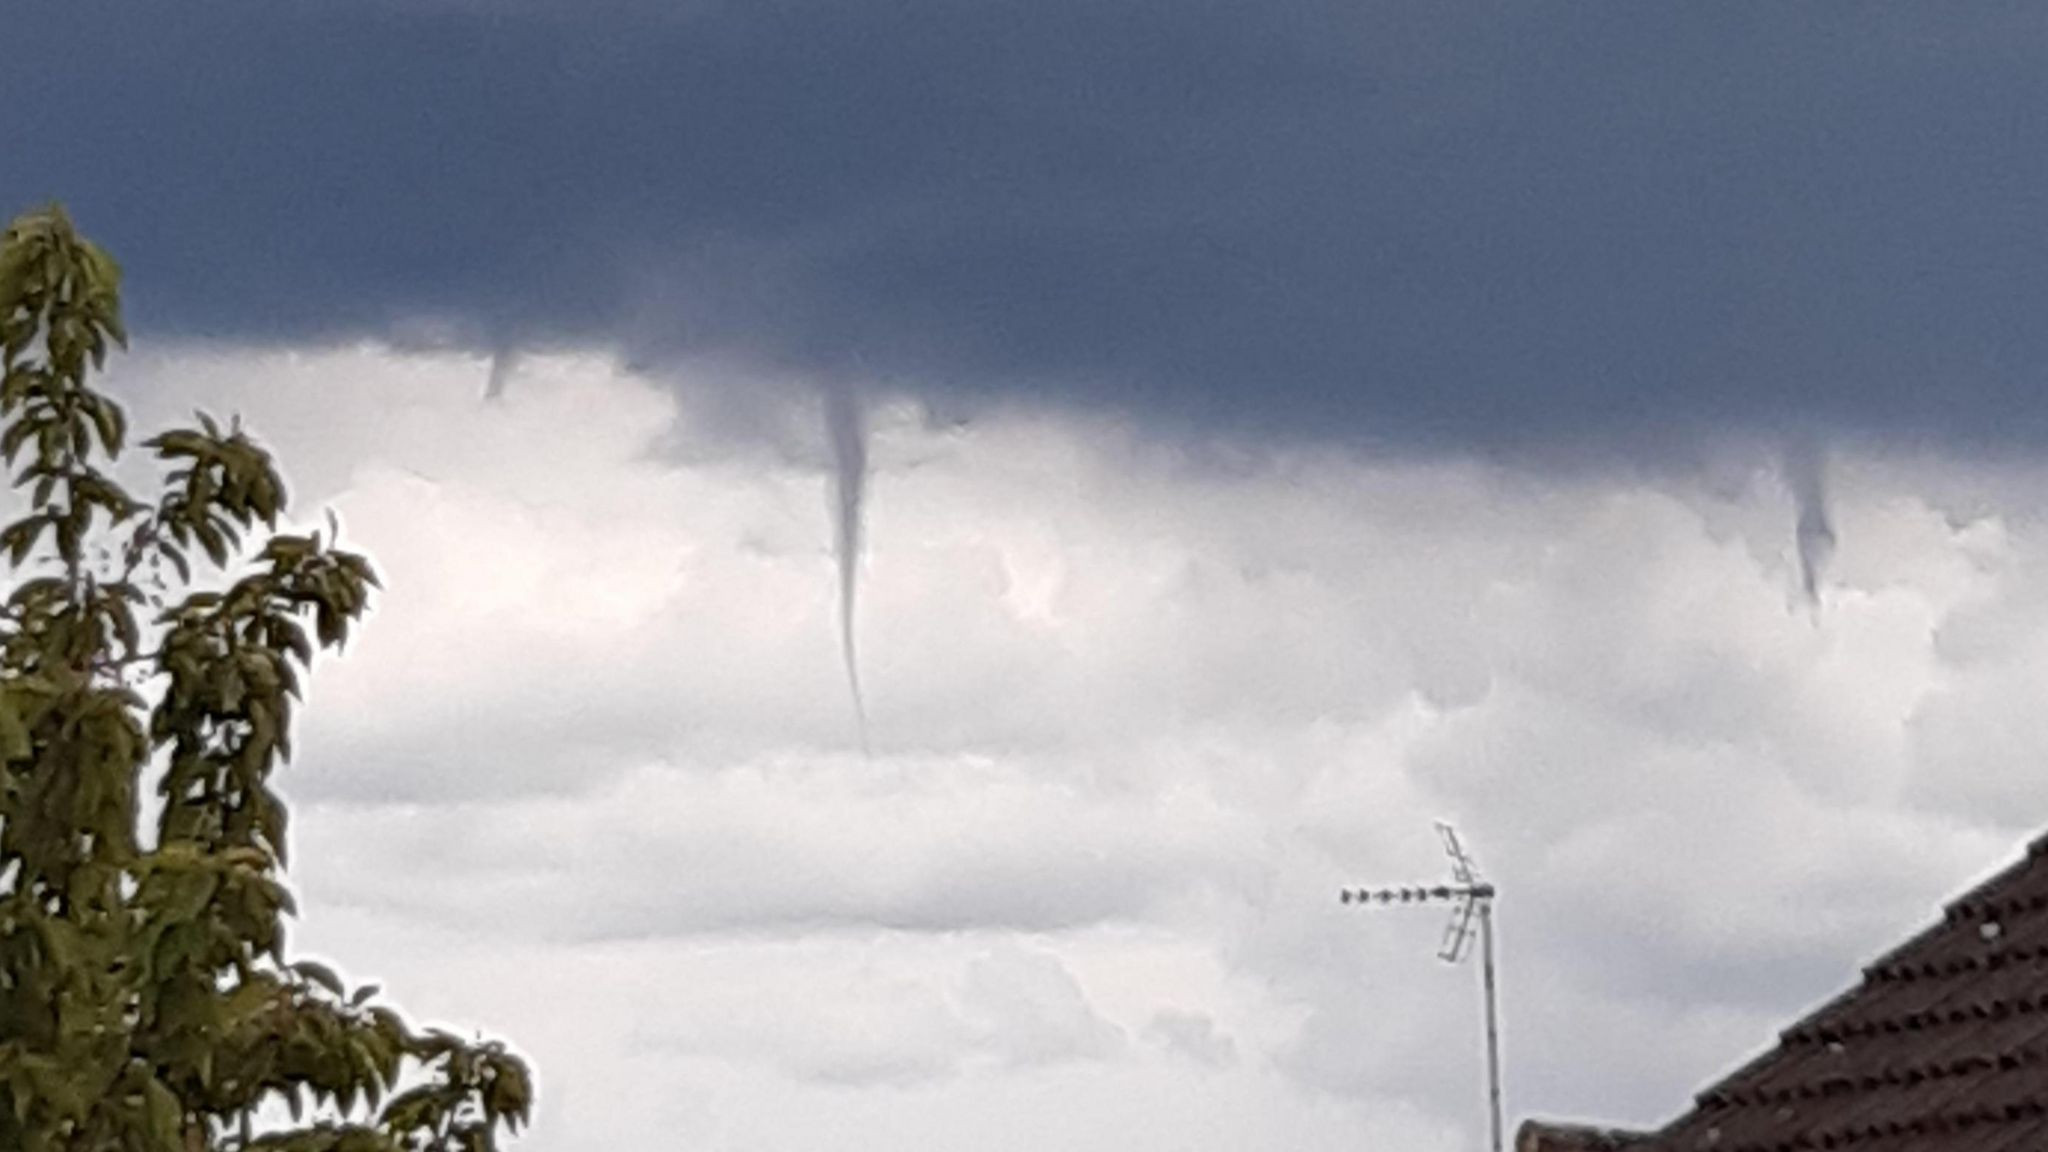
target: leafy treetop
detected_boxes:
[0,205,531,1152]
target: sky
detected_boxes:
[11,3,2048,1150]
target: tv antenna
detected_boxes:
[1338,821,1504,1152]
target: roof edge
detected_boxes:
[1516,1119,1653,1152]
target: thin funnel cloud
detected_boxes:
[1785,437,1835,607]
[824,381,870,751]
[483,345,519,402]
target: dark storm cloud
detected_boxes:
[8,2,2048,450]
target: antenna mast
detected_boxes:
[1338,821,1504,1152]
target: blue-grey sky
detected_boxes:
[10,2,2048,450]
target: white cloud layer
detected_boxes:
[97,345,2048,1150]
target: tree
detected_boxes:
[0,205,532,1151]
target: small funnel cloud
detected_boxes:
[1784,437,1835,606]
[483,343,519,401]
[823,381,870,751]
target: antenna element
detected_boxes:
[1338,821,1505,1152]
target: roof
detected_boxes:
[1517,1121,1652,1151]
[1538,832,2048,1152]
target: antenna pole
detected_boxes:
[1338,822,1505,1152]
[1480,900,1503,1152]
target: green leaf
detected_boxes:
[143,1077,181,1146]
[0,696,30,761]
[295,959,347,998]
[160,542,190,585]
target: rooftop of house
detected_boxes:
[1521,831,2048,1152]
[1517,1121,1651,1151]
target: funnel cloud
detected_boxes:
[484,345,519,402]
[1784,439,1835,606]
[823,382,870,750]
